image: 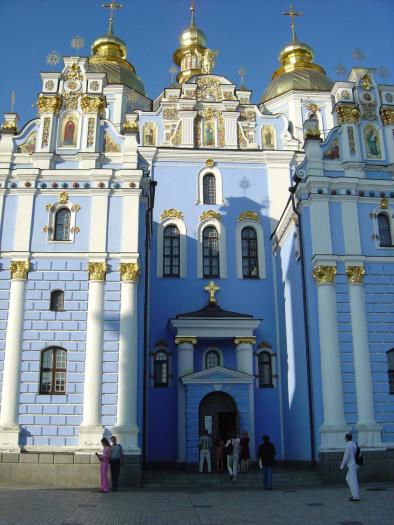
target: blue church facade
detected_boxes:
[0,5,393,485]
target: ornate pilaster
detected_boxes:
[313,265,349,449]
[79,261,107,448]
[176,336,197,462]
[346,265,382,446]
[0,260,30,450]
[36,95,62,154]
[112,262,140,452]
[234,337,255,375]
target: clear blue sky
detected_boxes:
[0,0,393,124]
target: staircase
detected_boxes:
[143,465,322,491]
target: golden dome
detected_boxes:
[89,27,145,95]
[179,25,206,48]
[261,39,333,103]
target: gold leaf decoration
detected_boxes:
[10,261,30,280]
[199,210,221,222]
[160,209,183,221]
[312,265,337,285]
[86,262,108,281]
[119,262,140,282]
[238,211,260,222]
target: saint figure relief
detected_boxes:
[61,115,78,147]
[204,120,215,146]
[262,125,275,149]
[364,126,381,158]
[201,49,216,74]
[144,124,156,146]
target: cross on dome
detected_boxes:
[283,3,303,43]
[102,1,124,34]
[204,281,220,305]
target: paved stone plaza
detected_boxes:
[0,482,393,525]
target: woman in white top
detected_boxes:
[225,435,240,482]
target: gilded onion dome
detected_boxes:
[261,33,333,103]
[89,19,145,95]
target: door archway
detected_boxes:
[199,391,239,442]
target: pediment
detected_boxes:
[181,366,253,384]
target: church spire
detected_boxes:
[102,1,123,35]
[282,3,303,43]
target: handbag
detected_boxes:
[258,458,263,469]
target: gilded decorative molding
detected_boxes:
[70,204,81,212]
[119,262,140,282]
[63,93,79,110]
[312,265,337,285]
[64,63,83,80]
[175,336,197,346]
[380,197,388,209]
[258,341,272,349]
[59,191,69,204]
[0,118,18,133]
[381,107,394,126]
[87,117,95,147]
[70,226,80,234]
[160,208,183,221]
[205,158,215,168]
[41,117,51,147]
[123,120,138,133]
[80,96,106,114]
[204,281,220,305]
[37,95,62,115]
[304,127,321,139]
[336,105,360,124]
[10,261,30,280]
[346,266,365,284]
[199,210,221,222]
[86,262,108,281]
[234,337,256,345]
[238,211,260,222]
[163,108,178,120]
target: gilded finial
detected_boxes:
[283,3,303,43]
[10,91,16,113]
[190,0,196,27]
[102,1,124,34]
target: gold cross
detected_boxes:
[204,281,220,305]
[102,2,123,32]
[283,4,303,42]
[10,91,16,113]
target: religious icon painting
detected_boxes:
[59,114,79,148]
[103,130,121,153]
[203,119,216,147]
[17,131,37,154]
[262,125,275,150]
[364,125,381,159]
[323,138,340,159]
[143,123,156,146]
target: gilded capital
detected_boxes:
[312,265,337,285]
[238,211,260,222]
[346,266,365,284]
[0,118,18,133]
[80,96,106,114]
[381,107,394,126]
[59,191,69,204]
[10,261,30,280]
[160,209,183,221]
[199,210,221,222]
[175,336,197,346]
[234,337,256,346]
[86,262,108,281]
[336,104,360,124]
[123,120,139,133]
[119,262,139,282]
[37,95,62,115]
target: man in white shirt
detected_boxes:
[110,435,124,491]
[225,435,240,483]
[198,429,212,473]
[340,432,360,502]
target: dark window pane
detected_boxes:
[206,350,219,368]
[378,214,392,247]
[203,174,216,204]
[258,352,272,387]
[54,209,71,241]
[154,351,168,386]
[163,225,180,277]
[202,227,220,277]
[40,347,67,394]
[241,227,259,278]
[50,290,64,311]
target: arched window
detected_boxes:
[378,214,392,247]
[163,225,180,277]
[203,226,219,278]
[50,290,64,312]
[154,350,169,387]
[40,347,67,394]
[203,174,216,204]
[258,351,273,388]
[241,227,259,278]
[54,208,71,241]
[205,350,220,369]
[387,349,394,394]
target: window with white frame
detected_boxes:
[197,167,223,205]
[378,213,392,247]
[257,351,273,387]
[54,208,71,241]
[197,218,227,278]
[241,227,259,278]
[235,219,266,279]
[202,174,216,204]
[45,194,79,243]
[157,216,187,278]
[205,349,220,369]
[153,350,169,387]
[39,347,67,394]
[203,226,220,278]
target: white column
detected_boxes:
[176,337,196,462]
[79,262,107,448]
[0,261,29,450]
[346,266,382,447]
[179,111,197,147]
[112,262,140,452]
[234,337,255,375]
[313,265,349,449]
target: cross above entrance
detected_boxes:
[204,281,219,305]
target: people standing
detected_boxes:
[257,435,276,490]
[110,435,124,491]
[240,431,250,472]
[213,436,225,472]
[225,434,240,482]
[340,432,360,502]
[95,437,111,493]
[199,429,212,473]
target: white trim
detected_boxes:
[202,347,223,369]
[46,200,77,244]
[157,217,187,278]
[372,206,394,249]
[235,220,266,279]
[197,218,227,278]
[196,166,223,205]
[181,365,253,384]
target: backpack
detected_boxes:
[224,442,233,455]
[355,443,364,466]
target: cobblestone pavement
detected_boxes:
[0,483,393,525]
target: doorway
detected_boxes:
[199,392,238,442]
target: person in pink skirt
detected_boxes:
[95,437,112,493]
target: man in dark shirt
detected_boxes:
[110,435,124,491]
[257,434,276,490]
